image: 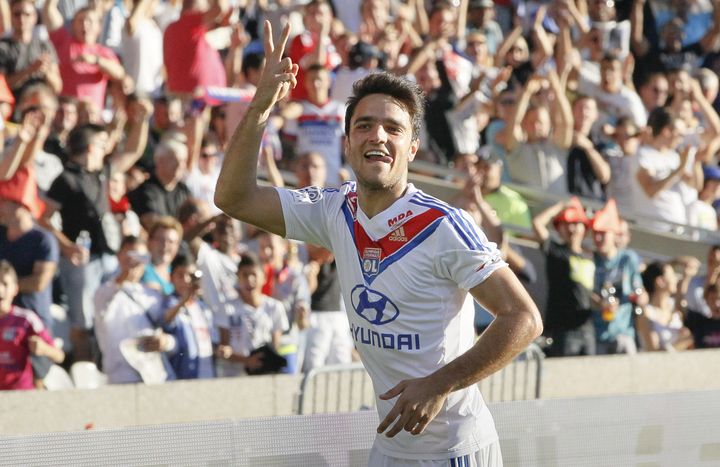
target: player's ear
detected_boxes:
[408,138,419,162]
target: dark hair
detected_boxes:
[10,0,35,7]
[305,0,330,10]
[67,123,106,157]
[641,261,667,295]
[345,72,425,140]
[237,251,261,269]
[201,132,220,150]
[171,253,194,273]
[120,235,145,250]
[429,1,454,19]
[306,63,328,75]
[0,260,17,283]
[58,95,78,107]
[242,53,264,77]
[704,281,720,298]
[176,197,203,225]
[646,106,674,137]
[600,52,622,65]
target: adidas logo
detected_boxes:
[388,227,408,242]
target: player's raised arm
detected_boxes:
[215,21,299,237]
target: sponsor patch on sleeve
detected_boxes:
[289,187,324,204]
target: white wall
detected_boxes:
[3,349,720,435]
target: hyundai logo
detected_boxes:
[351,285,400,325]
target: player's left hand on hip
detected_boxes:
[376,377,448,437]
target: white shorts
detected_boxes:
[367,441,503,467]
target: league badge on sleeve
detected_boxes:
[290,187,323,204]
[362,247,382,277]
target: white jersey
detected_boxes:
[277,182,505,460]
[217,295,289,377]
[282,100,345,187]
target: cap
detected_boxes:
[553,197,589,226]
[704,165,720,181]
[349,42,383,69]
[590,199,621,233]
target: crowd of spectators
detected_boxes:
[2,0,720,390]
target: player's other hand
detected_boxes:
[376,376,450,437]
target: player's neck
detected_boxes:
[357,182,408,219]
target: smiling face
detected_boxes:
[345,93,419,196]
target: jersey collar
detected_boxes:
[355,184,421,241]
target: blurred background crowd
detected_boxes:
[1,0,720,390]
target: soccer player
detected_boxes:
[215,22,543,466]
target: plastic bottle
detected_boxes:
[76,230,91,264]
[600,282,617,322]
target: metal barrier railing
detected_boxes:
[297,362,373,415]
[478,342,545,402]
[296,343,545,414]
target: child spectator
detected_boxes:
[283,64,345,187]
[161,254,216,379]
[216,252,288,376]
[0,260,64,390]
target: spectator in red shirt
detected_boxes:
[42,0,125,113]
[288,0,341,101]
[162,0,228,97]
[0,260,64,390]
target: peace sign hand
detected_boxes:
[251,21,299,122]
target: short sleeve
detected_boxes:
[26,309,54,345]
[37,229,60,263]
[41,40,59,63]
[0,41,12,74]
[128,184,161,217]
[276,186,338,250]
[215,300,235,329]
[434,209,508,290]
[45,173,70,207]
[270,299,289,333]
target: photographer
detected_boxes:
[160,254,216,380]
[94,235,176,384]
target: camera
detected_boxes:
[191,269,203,283]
